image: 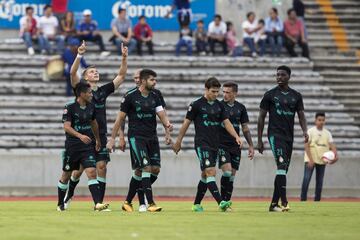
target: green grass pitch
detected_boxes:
[1,201,359,240]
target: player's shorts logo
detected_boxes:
[65,164,70,170]
[279,156,284,163]
[143,158,148,165]
[221,156,226,162]
[205,159,210,166]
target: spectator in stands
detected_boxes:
[60,11,77,42]
[38,4,65,54]
[61,38,88,96]
[194,20,208,56]
[19,6,39,56]
[226,21,243,57]
[255,19,267,56]
[293,0,308,38]
[110,8,136,55]
[78,9,110,57]
[284,8,310,59]
[175,24,193,56]
[242,12,265,57]
[265,8,284,56]
[165,0,192,28]
[51,0,68,21]
[133,16,154,56]
[208,14,227,55]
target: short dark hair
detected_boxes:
[75,82,91,97]
[139,15,145,20]
[247,12,255,19]
[43,4,52,11]
[214,14,222,21]
[140,69,157,81]
[277,65,291,76]
[25,6,34,13]
[287,8,296,15]
[226,21,233,31]
[223,82,238,93]
[82,65,97,78]
[118,8,126,14]
[315,112,326,118]
[205,77,221,89]
[271,7,278,15]
[258,19,265,25]
[197,19,204,24]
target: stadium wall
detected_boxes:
[0,152,359,198]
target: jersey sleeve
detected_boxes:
[240,105,250,124]
[185,101,198,121]
[260,91,271,111]
[156,90,166,108]
[100,82,115,99]
[328,131,334,143]
[120,94,132,114]
[296,93,305,111]
[220,102,229,121]
[62,104,71,123]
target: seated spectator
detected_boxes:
[51,0,68,21]
[110,8,136,55]
[77,9,110,57]
[255,19,267,55]
[38,4,65,55]
[19,6,39,55]
[208,14,227,55]
[194,20,207,55]
[265,8,284,56]
[242,12,265,57]
[226,21,243,57]
[60,11,77,42]
[61,38,88,96]
[133,16,154,56]
[284,8,309,58]
[175,24,192,56]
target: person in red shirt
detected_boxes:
[283,8,309,59]
[52,0,68,20]
[133,16,154,56]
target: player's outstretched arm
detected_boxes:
[242,123,254,160]
[257,109,267,154]
[112,43,128,90]
[298,110,309,143]
[173,118,191,154]
[223,119,243,148]
[70,40,86,88]
[107,111,127,152]
[91,119,101,152]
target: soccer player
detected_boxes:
[57,82,109,211]
[111,69,173,212]
[257,65,308,212]
[300,112,338,201]
[173,77,243,212]
[63,41,128,209]
[107,69,170,212]
[219,82,254,205]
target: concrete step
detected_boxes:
[306,22,360,29]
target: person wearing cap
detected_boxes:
[77,9,110,57]
[61,38,88,96]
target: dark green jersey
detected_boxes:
[220,100,249,147]
[260,86,304,141]
[120,88,163,138]
[186,96,229,149]
[62,100,96,147]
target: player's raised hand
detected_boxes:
[79,134,91,144]
[248,145,255,160]
[172,140,181,154]
[121,43,128,58]
[119,137,126,152]
[257,140,264,154]
[78,40,86,55]
[106,138,115,153]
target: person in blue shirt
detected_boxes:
[265,8,284,56]
[77,9,110,57]
[165,0,192,28]
[62,38,88,96]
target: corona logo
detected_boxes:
[0,0,45,21]
[112,0,171,19]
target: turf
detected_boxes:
[0,201,359,240]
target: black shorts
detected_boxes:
[218,145,241,170]
[62,145,96,172]
[268,135,293,173]
[195,145,218,171]
[95,134,110,163]
[128,136,161,170]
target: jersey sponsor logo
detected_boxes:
[95,104,105,109]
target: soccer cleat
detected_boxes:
[219,200,231,212]
[94,203,109,211]
[281,203,290,212]
[122,201,134,212]
[269,204,283,212]
[57,205,65,212]
[147,203,162,212]
[139,204,147,213]
[192,204,204,212]
[64,198,71,210]
[226,206,233,212]
[99,208,112,212]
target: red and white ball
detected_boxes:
[322,151,335,163]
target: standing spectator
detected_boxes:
[19,6,39,55]
[51,0,68,21]
[242,12,265,57]
[78,9,110,57]
[111,8,136,55]
[175,24,192,56]
[60,11,77,42]
[293,0,308,38]
[284,8,309,59]
[226,21,243,57]
[208,14,227,55]
[165,0,192,28]
[194,20,208,56]
[133,16,154,56]
[265,8,284,56]
[301,112,338,201]
[61,38,88,96]
[38,4,65,54]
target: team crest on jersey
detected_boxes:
[205,159,210,166]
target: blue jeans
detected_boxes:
[300,163,326,201]
[22,32,34,48]
[176,39,192,56]
[38,35,65,53]
[267,34,283,56]
[114,38,136,55]
[244,37,265,56]
[195,39,207,53]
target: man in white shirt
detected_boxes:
[207,14,227,55]
[242,12,264,57]
[38,4,65,54]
